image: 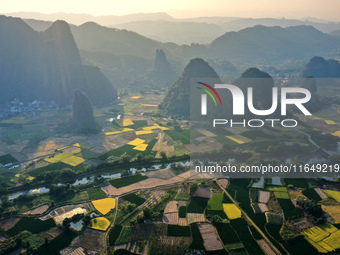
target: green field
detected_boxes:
[267,186,290,199]
[324,190,340,203]
[6,218,56,236]
[88,187,107,200]
[109,225,123,246]
[215,223,240,244]
[227,179,253,215]
[29,161,86,177]
[179,206,187,218]
[66,191,89,203]
[115,226,132,245]
[99,144,139,160]
[303,223,338,242]
[36,230,77,255]
[302,188,322,202]
[189,223,204,250]
[225,243,244,250]
[187,197,209,213]
[121,193,146,206]
[22,234,45,249]
[284,179,309,189]
[74,149,99,160]
[109,174,149,188]
[230,218,264,255]
[207,193,223,211]
[167,225,191,237]
[6,124,50,141]
[249,225,262,239]
[276,198,303,220]
[265,212,283,225]
[0,154,18,165]
[265,224,284,243]
[100,138,157,160]
[164,129,190,144]
[175,193,191,201]
[127,120,148,129]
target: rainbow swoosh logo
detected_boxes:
[196,82,223,106]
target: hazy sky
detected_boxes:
[2,0,340,21]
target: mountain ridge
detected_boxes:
[0,15,117,106]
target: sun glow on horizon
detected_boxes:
[2,0,340,21]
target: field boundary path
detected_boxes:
[104,197,119,255]
[217,180,286,255]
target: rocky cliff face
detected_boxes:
[152,49,172,78]
[0,15,117,106]
[159,58,221,118]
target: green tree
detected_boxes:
[1,195,8,205]
[160,152,167,161]
[190,183,198,195]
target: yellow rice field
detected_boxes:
[141,104,158,107]
[331,131,340,137]
[88,217,111,231]
[325,120,336,125]
[198,129,216,137]
[223,203,242,219]
[44,152,73,163]
[133,144,148,151]
[92,198,116,215]
[135,130,153,135]
[226,136,244,144]
[105,128,133,136]
[71,148,82,154]
[130,96,141,99]
[323,230,340,250]
[128,138,145,146]
[304,223,340,253]
[61,156,85,166]
[142,124,169,131]
[226,135,252,144]
[121,119,134,126]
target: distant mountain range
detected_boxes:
[22,17,340,66]
[3,12,174,26]
[209,25,340,64]
[1,14,339,100]
[0,15,117,106]
[5,12,340,44]
[113,21,225,44]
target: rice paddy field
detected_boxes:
[88,217,111,231]
[92,198,116,215]
[121,193,146,206]
[207,193,224,211]
[322,205,340,223]
[303,223,340,253]
[266,186,290,199]
[109,174,149,188]
[323,190,340,203]
[223,204,242,220]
